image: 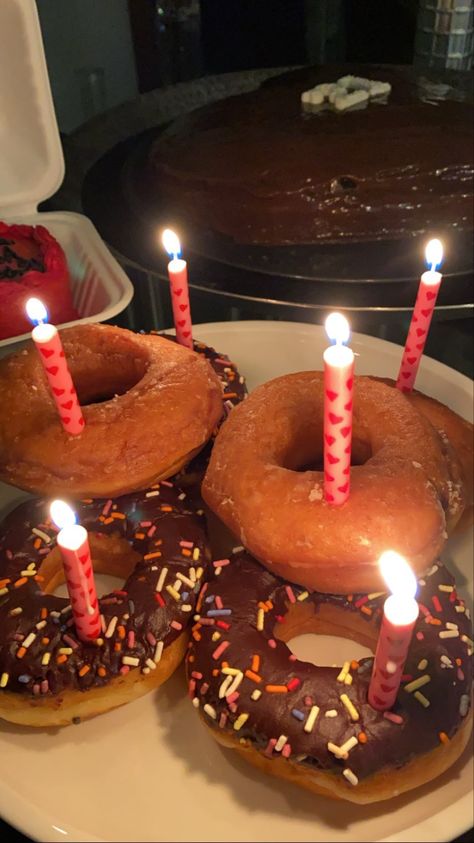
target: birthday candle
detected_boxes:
[26,297,84,436]
[50,500,100,642]
[368,551,418,711]
[161,229,193,349]
[396,239,443,392]
[323,313,354,505]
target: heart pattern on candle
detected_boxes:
[169,262,193,349]
[58,538,100,641]
[324,346,354,506]
[36,331,85,436]
[396,273,441,393]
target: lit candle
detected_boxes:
[368,551,418,711]
[50,500,100,642]
[26,297,84,436]
[161,229,193,349]
[396,238,443,392]
[323,312,354,505]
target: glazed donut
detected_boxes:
[0,481,208,727]
[0,323,223,497]
[373,377,473,527]
[203,372,464,593]
[187,552,473,804]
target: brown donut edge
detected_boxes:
[202,710,472,805]
[371,376,473,528]
[0,632,188,728]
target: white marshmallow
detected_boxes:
[334,89,370,112]
[337,75,372,91]
[329,85,348,104]
[369,80,392,99]
[301,89,324,106]
[313,82,337,98]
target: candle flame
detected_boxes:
[26,297,48,326]
[161,228,181,259]
[425,239,443,272]
[379,550,417,600]
[50,500,77,531]
[325,312,350,346]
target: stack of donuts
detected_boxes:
[193,371,473,803]
[0,322,247,725]
[0,320,471,806]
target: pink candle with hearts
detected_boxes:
[323,313,354,505]
[396,239,443,392]
[50,500,100,642]
[161,229,193,349]
[26,298,84,436]
[368,551,418,711]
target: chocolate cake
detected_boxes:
[148,65,474,246]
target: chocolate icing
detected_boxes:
[148,65,473,245]
[187,552,472,786]
[0,482,208,698]
[0,237,44,279]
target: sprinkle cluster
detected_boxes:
[0,482,208,699]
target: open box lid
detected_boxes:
[0,0,64,217]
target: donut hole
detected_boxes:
[274,601,376,667]
[38,533,141,597]
[73,351,148,405]
[285,436,373,472]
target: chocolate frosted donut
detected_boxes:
[187,552,473,803]
[0,481,209,727]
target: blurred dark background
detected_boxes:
[36,0,422,132]
[129,0,418,93]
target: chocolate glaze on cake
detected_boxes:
[187,552,473,787]
[148,65,473,245]
[0,482,208,698]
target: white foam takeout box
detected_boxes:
[0,0,133,355]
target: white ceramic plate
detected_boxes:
[0,321,472,843]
